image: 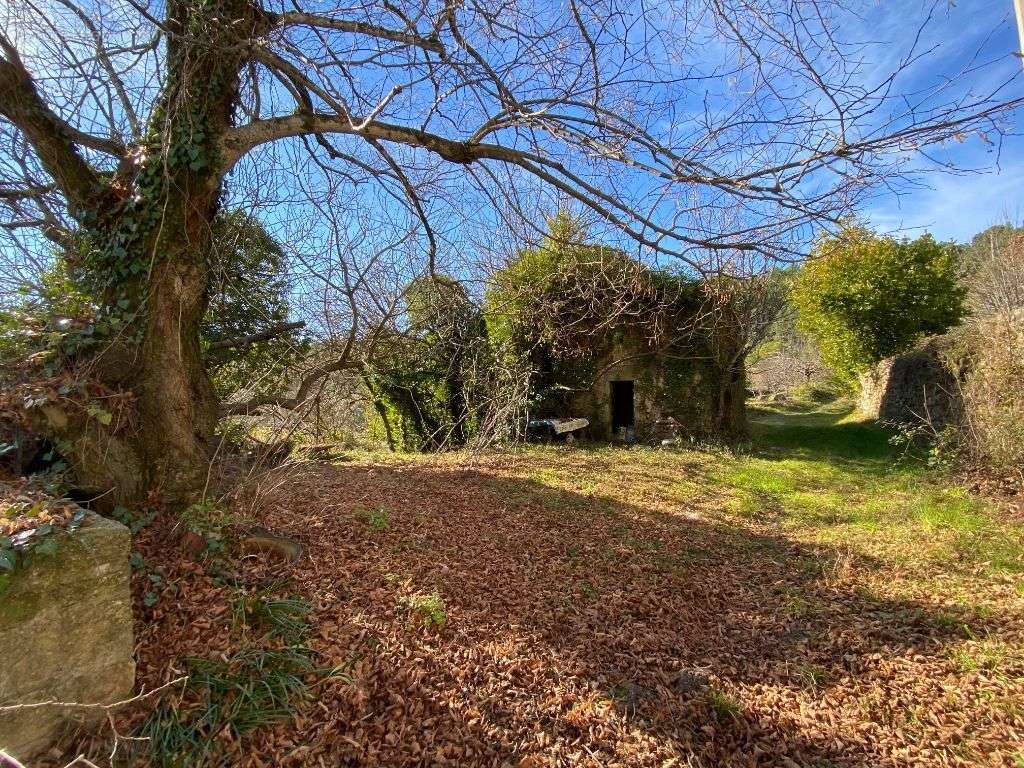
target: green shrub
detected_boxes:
[365,275,490,451]
[790,379,848,404]
[792,227,966,378]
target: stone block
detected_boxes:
[0,512,135,761]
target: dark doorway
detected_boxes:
[610,380,635,433]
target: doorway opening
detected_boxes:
[610,380,635,435]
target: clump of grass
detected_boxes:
[706,688,740,717]
[794,663,829,690]
[137,593,344,767]
[232,592,310,642]
[138,645,319,767]
[404,591,447,628]
[779,588,812,618]
[951,635,1019,673]
[365,507,389,531]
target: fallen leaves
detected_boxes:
[49,445,1024,767]
[0,478,81,538]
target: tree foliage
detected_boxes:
[366,275,489,450]
[0,211,301,432]
[485,214,700,357]
[203,211,305,400]
[792,227,966,377]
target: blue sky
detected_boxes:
[2,0,1021,295]
[857,0,1023,242]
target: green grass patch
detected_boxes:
[403,590,447,628]
[365,507,390,531]
[136,592,346,767]
[706,688,740,717]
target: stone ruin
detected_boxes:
[858,337,963,429]
[0,511,135,762]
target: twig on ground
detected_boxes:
[0,676,188,714]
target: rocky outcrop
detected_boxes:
[0,512,134,761]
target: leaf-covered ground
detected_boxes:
[121,403,1024,766]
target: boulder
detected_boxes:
[0,512,134,761]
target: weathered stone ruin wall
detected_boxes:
[858,338,962,428]
[0,512,135,761]
[570,334,743,441]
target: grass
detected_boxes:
[137,591,343,767]
[137,645,320,767]
[725,401,1024,579]
[491,398,1023,607]
[706,688,741,718]
[403,590,447,628]
[365,507,390,531]
[231,591,311,640]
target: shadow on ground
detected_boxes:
[243,453,1002,767]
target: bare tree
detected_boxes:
[965,225,1024,317]
[0,0,1020,504]
[700,271,790,432]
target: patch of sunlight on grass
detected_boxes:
[915,487,983,533]
[848,497,904,531]
[785,489,846,522]
[951,636,1021,673]
[668,477,707,503]
[738,403,1024,575]
[527,468,561,487]
[723,462,798,497]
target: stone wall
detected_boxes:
[858,338,962,428]
[0,512,135,761]
[568,333,744,440]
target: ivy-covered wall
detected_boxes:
[550,326,741,441]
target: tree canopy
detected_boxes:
[792,227,966,377]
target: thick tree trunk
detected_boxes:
[47,208,220,507]
[42,0,265,508]
[134,237,220,500]
[714,361,748,437]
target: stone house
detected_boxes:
[489,217,748,442]
[537,326,746,442]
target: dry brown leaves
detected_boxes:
[0,479,81,538]
[73,453,1024,767]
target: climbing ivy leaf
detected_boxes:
[87,406,113,426]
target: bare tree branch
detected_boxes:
[207,320,306,351]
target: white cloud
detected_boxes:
[864,145,1024,241]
